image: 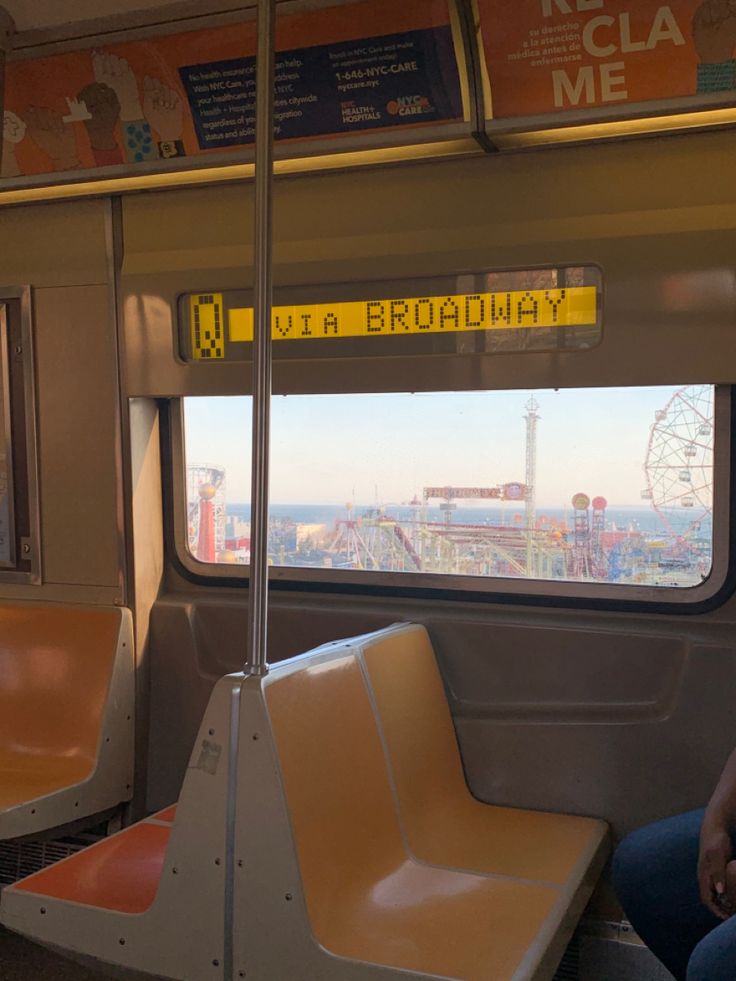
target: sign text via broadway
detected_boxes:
[187,286,598,359]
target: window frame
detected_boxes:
[0,287,41,584]
[167,385,733,612]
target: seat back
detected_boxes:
[360,623,611,886]
[0,604,123,763]
[360,622,469,814]
[1,674,236,981]
[0,602,134,838]
[265,650,407,951]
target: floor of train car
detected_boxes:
[0,924,678,980]
[0,927,110,979]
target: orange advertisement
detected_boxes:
[1,0,462,180]
[476,0,736,118]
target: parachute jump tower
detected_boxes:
[524,397,540,576]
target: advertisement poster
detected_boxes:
[476,0,736,118]
[1,0,464,180]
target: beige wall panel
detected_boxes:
[129,397,165,815]
[0,200,109,288]
[123,185,252,277]
[35,285,121,589]
[122,129,736,278]
[146,588,736,844]
[122,128,736,396]
[0,582,122,603]
[130,399,164,643]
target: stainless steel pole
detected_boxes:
[245,0,276,676]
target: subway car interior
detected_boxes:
[0,0,735,979]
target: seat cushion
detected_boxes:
[13,818,171,914]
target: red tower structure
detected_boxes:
[196,483,218,563]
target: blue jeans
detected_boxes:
[612,809,736,980]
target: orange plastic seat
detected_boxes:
[1,674,237,981]
[360,624,607,884]
[0,602,134,838]
[12,808,174,914]
[265,629,609,981]
[0,756,93,810]
[267,653,566,981]
[155,805,177,823]
[1,624,608,981]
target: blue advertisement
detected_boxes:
[179,25,463,150]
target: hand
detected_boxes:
[78,82,120,151]
[23,106,80,170]
[1,112,24,178]
[143,76,184,142]
[693,0,736,63]
[699,811,734,919]
[62,97,92,124]
[3,110,26,146]
[92,50,143,121]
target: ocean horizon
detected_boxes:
[224,502,712,537]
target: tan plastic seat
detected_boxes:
[0,602,134,838]
[360,624,607,885]
[263,624,609,981]
[1,623,609,981]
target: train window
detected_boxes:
[0,290,40,582]
[177,384,728,604]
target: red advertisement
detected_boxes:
[476,0,736,118]
[1,0,463,180]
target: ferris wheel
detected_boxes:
[642,385,714,536]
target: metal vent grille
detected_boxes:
[0,834,101,886]
[552,934,580,981]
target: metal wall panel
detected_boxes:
[0,200,109,289]
[34,285,121,590]
[0,198,122,602]
[145,586,736,845]
[122,127,736,397]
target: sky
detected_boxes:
[183,386,712,508]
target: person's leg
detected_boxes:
[612,809,722,981]
[687,915,736,980]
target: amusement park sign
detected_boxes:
[423,485,528,502]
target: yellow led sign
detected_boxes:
[190,293,225,360]
[189,286,597,360]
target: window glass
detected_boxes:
[183,385,715,589]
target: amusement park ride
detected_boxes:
[188,385,714,586]
[188,465,227,562]
[641,385,714,530]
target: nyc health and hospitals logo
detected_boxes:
[386,94,433,117]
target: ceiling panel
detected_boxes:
[3,0,359,36]
[3,0,204,32]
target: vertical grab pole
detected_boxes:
[245,0,276,677]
